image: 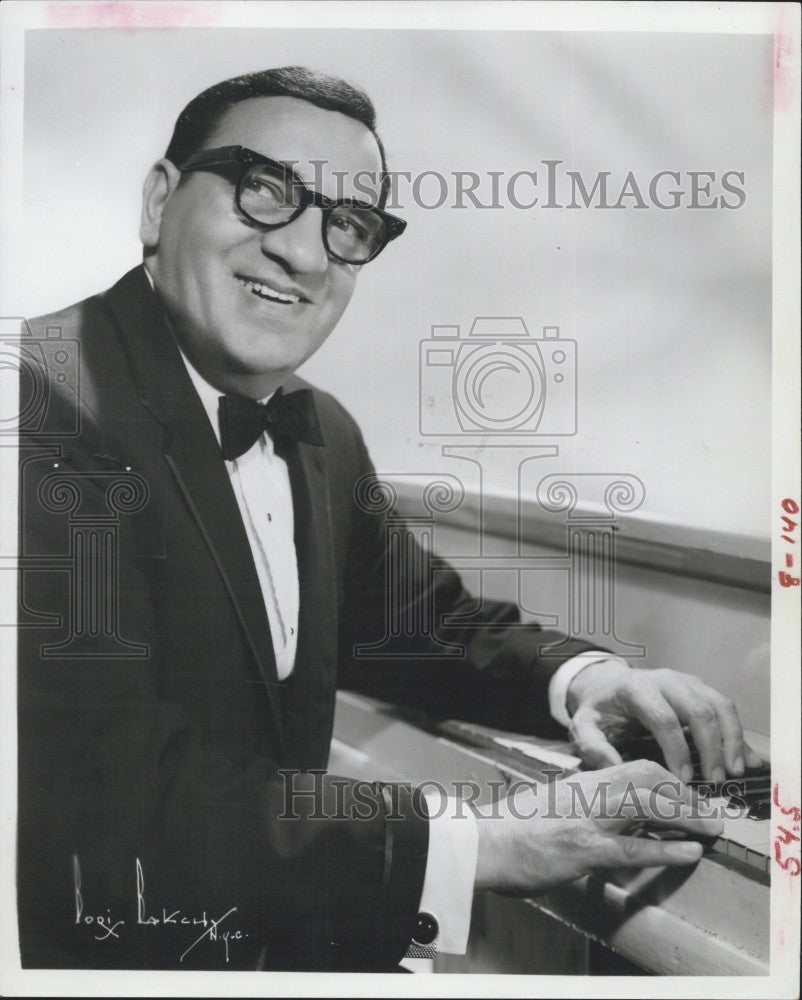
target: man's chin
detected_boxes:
[220,355,298,397]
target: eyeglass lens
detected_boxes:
[238,162,387,263]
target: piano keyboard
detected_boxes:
[438,719,772,880]
[618,730,772,878]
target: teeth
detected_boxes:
[240,278,300,304]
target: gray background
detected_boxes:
[19,28,772,539]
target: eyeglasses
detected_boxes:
[177,145,407,265]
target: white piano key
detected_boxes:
[492,738,583,770]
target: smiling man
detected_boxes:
[17,67,753,972]
[142,93,391,397]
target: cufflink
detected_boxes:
[405,911,438,959]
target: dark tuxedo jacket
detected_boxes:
[17,266,597,971]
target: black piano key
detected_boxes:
[747,800,771,821]
[617,730,770,791]
[690,776,771,799]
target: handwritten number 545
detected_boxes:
[773,785,802,875]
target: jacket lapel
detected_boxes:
[101,267,285,742]
[269,382,339,768]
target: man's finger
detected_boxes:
[745,744,766,769]
[696,684,745,778]
[672,675,747,778]
[601,833,704,870]
[569,708,623,769]
[598,789,723,838]
[620,684,693,781]
[658,683,726,783]
[571,759,696,805]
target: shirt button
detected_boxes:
[412,912,438,946]
[266,512,272,522]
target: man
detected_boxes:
[17,67,756,972]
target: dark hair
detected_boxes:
[164,66,388,200]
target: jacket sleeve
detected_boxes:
[17,360,428,972]
[333,415,602,737]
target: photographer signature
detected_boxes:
[72,855,246,963]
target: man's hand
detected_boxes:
[566,661,763,783]
[474,761,722,895]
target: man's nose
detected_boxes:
[258,206,329,275]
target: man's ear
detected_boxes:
[139,159,182,250]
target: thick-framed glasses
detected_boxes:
[177,145,407,265]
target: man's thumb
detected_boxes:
[569,713,623,769]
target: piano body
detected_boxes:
[330,481,775,975]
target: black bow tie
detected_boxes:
[218,388,324,461]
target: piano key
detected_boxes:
[690,775,771,798]
[747,800,771,821]
[491,738,583,770]
[716,802,771,847]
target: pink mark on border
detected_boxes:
[45,1,222,28]
[773,6,799,113]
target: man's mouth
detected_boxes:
[236,274,303,305]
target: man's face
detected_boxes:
[142,96,384,397]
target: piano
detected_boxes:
[331,689,771,975]
[331,478,776,974]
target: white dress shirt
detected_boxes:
[184,362,300,680]
[176,345,626,956]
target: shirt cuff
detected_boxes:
[411,792,479,955]
[548,652,630,728]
